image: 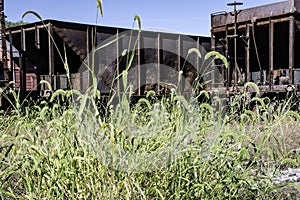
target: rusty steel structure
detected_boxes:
[211,0,300,97]
[4,20,210,97]
[227,1,243,90]
[1,0,300,107]
[0,0,8,88]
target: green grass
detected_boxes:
[0,85,300,199]
[1,1,300,198]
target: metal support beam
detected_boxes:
[20,27,26,91]
[269,20,274,90]
[90,26,95,88]
[289,16,295,84]
[227,1,243,90]
[116,29,120,92]
[177,34,181,92]
[137,31,141,96]
[9,30,14,89]
[157,32,160,95]
[35,25,40,50]
[35,25,41,92]
[210,34,215,88]
[226,25,230,91]
[246,23,251,83]
[0,0,9,88]
[48,22,55,90]
[196,36,200,73]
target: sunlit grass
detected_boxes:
[0,84,300,199]
[1,0,300,198]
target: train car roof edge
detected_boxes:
[211,0,299,29]
[6,19,210,40]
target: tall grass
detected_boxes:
[1,79,300,199]
[1,1,300,199]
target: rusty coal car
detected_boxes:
[1,0,300,108]
[1,19,211,103]
[211,0,300,98]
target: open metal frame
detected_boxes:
[211,0,300,97]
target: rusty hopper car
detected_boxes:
[2,20,211,101]
[3,0,300,109]
[211,0,300,98]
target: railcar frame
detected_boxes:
[211,0,300,98]
[2,20,210,101]
[1,0,300,108]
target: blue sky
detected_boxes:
[6,0,282,36]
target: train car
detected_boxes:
[2,19,211,102]
[3,0,300,109]
[211,0,300,99]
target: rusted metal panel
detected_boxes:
[216,84,298,96]
[211,1,295,29]
[294,0,300,11]
[53,26,88,60]
[138,31,160,95]
[5,19,210,96]
[212,17,292,33]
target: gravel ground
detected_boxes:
[273,168,300,185]
[271,168,300,199]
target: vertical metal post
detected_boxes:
[89,26,95,88]
[157,32,160,95]
[137,31,141,96]
[116,29,120,93]
[196,36,201,92]
[269,20,274,90]
[225,25,230,91]
[196,36,200,70]
[211,34,216,51]
[35,25,40,49]
[211,15,217,89]
[35,25,41,92]
[246,23,250,82]
[9,30,14,89]
[0,0,9,88]
[234,6,238,86]
[177,35,181,71]
[289,16,295,84]
[86,26,90,89]
[48,22,55,90]
[20,27,26,91]
[227,1,243,89]
[177,34,181,92]
[116,29,119,79]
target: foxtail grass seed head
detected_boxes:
[74,26,227,173]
